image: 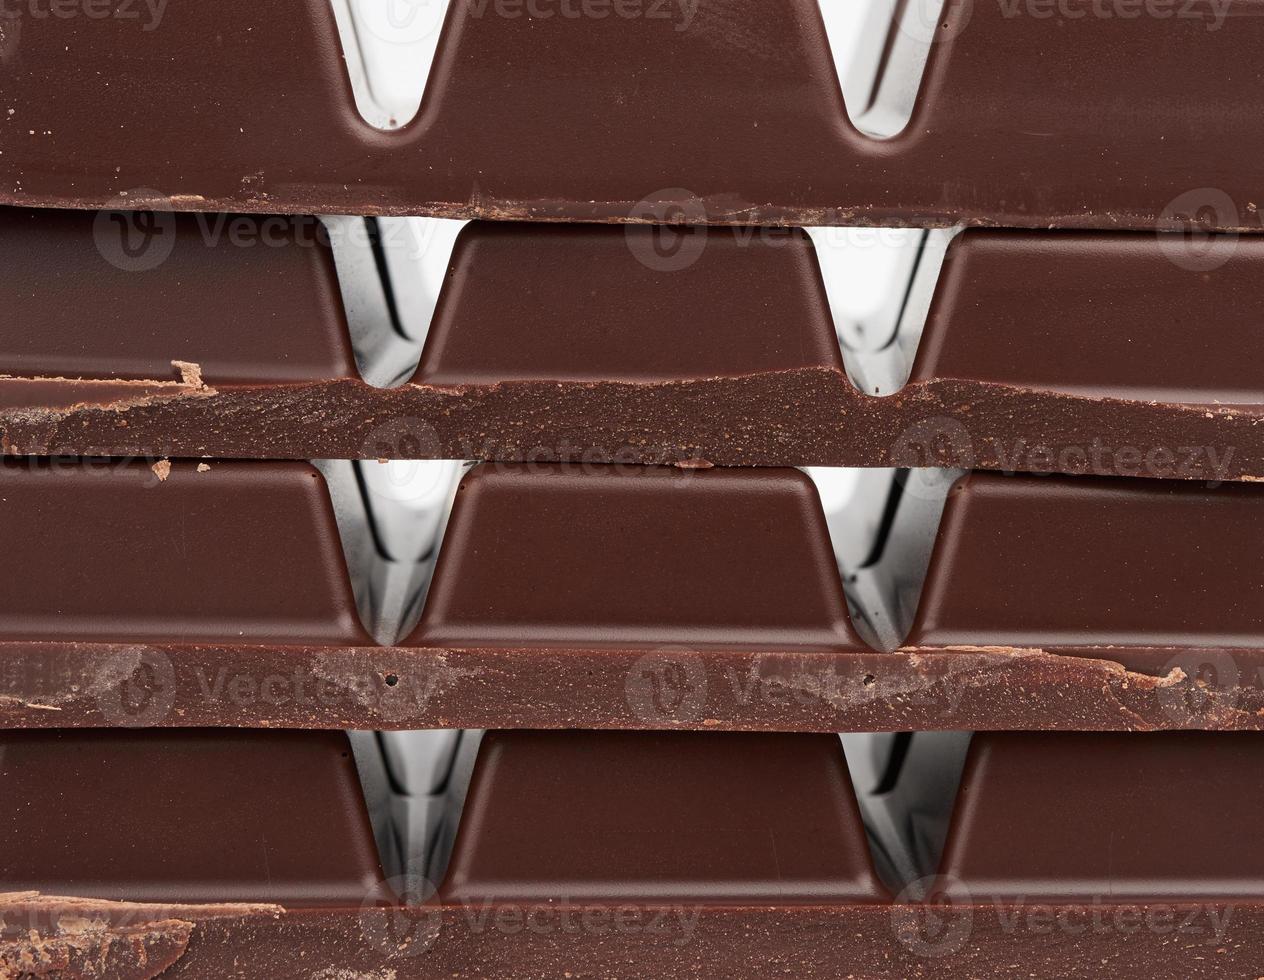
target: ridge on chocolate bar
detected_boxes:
[938,731,1264,900]
[439,730,891,904]
[0,458,371,644]
[905,472,1264,670]
[0,729,384,905]
[1,1,1261,228]
[404,463,869,651]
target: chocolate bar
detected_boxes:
[938,731,1264,900]
[4,729,1261,978]
[1,1,1260,229]
[910,230,1264,405]
[1,459,1258,732]
[2,216,1261,482]
[406,464,869,651]
[0,458,369,645]
[0,728,383,904]
[905,471,1264,679]
[0,209,359,412]
[440,730,889,903]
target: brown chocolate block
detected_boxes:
[1,896,1258,978]
[3,732,1256,976]
[414,223,843,384]
[0,463,1262,732]
[1,1,1261,230]
[910,230,1264,404]
[2,220,1263,480]
[405,463,868,651]
[905,472,1264,674]
[440,730,890,904]
[0,458,370,644]
[939,731,1264,900]
[0,728,383,905]
[0,208,356,410]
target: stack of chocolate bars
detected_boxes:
[1,1,1262,976]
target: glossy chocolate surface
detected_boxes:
[415,223,842,385]
[0,459,370,644]
[0,209,356,396]
[0,729,383,905]
[440,730,889,904]
[0,2,1260,229]
[406,463,867,650]
[905,473,1264,665]
[941,732,1264,900]
[910,230,1264,404]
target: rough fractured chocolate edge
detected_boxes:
[0,892,1254,979]
[0,641,1258,732]
[0,372,1260,481]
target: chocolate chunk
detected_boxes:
[905,472,1264,672]
[910,230,1264,404]
[939,731,1264,900]
[0,459,370,644]
[2,220,1262,481]
[414,223,842,384]
[440,730,889,904]
[0,209,356,410]
[0,3,1258,229]
[406,463,869,651]
[0,728,383,905]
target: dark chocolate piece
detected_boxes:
[0,728,383,905]
[910,230,1264,404]
[3,220,1262,481]
[905,472,1264,673]
[939,732,1264,900]
[3,896,1260,979]
[415,223,843,384]
[1,733,1259,976]
[440,730,889,904]
[0,208,356,410]
[0,461,1261,732]
[1,2,1261,230]
[0,639,1256,732]
[406,463,868,651]
[0,458,370,644]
